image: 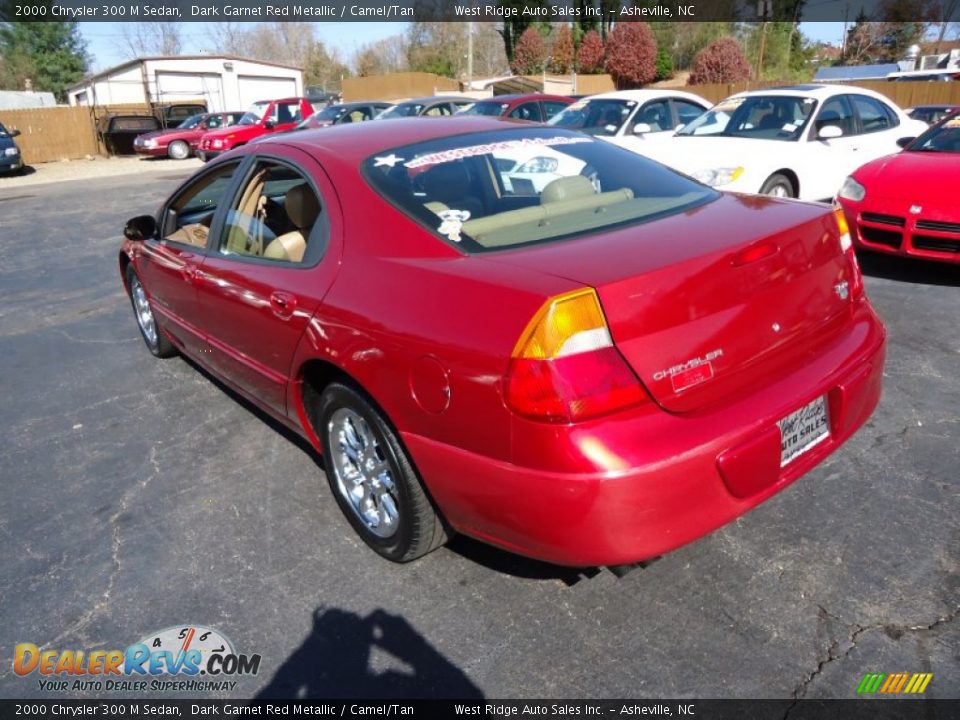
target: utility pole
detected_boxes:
[467,21,474,87]
[756,0,773,80]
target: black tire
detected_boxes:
[317,382,448,562]
[759,172,796,198]
[168,140,190,160]
[125,265,176,358]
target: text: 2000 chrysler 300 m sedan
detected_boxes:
[119,118,885,566]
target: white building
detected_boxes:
[65,55,303,111]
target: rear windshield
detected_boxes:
[362,127,717,253]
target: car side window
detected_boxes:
[425,104,451,117]
[813,95,856,137]
[673,100,706,127]
[205,115,223,129]
[276,102,302,124]
[508,103,543,121]
[852,95,896,133]
[219,160,327,265]
[631,100,671,132]
[161,161,242,249]
[542,102,568,120]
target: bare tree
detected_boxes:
[930,0,960,51]
[204,22,246,55]
[121,22,182,58]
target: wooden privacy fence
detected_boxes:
[0,106,99,164]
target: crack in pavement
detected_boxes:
[34,444,164,652]
[783,604,960,719]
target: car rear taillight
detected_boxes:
[834,206,864,300]
[504,288,647,423]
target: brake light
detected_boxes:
[504,288,647,423]
[834,206,863,299]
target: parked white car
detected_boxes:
[641,84,929,201]
[547,89,712,153]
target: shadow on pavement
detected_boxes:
[256,607,484,699]
[859,251,960,287]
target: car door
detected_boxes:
[138,160,244,356]
[804,94,862,200]
[193,148,343,416]
[849,94,904,160]
[610,99,673,153]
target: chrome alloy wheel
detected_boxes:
[328,408,400,538]
[131,276,158,346]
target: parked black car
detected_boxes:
[98,115,161,155]
[0,122,24,174]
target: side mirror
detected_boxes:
[9,128,21,137]
[896,136,916,149]
[263,120,276,130]
[632,122,652,135]
[124,215,157,241]
[818,125,844,140]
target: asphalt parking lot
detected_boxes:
[0,166,957,701]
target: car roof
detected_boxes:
[258,116,540,163]
[727,84,895,102]
[473,93,572,102]
[585,89,710,104]
[392,96,473,105]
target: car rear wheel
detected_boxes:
[126,265,176,358]
[760,173,795,198]
[317,383,448,562]
[167,140,190,160]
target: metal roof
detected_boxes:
[813,64,900,81]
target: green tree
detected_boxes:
[0,19,88,100]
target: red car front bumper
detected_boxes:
[840,198,960,264]
[404,299,885,567]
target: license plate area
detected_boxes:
[778,395,830,467]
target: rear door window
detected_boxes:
[851,95,897,133]
[219,160,328,265]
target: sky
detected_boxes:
[78,21,850,73]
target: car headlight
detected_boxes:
[4,147,19,157]
[692,166,744,187]
[516,156,559,173]
[838,176,866,202]
[143,139,157,148]
[213,139,223,149]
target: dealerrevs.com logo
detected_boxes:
[14,625,261,693]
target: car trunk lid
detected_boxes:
[482,194,855,413]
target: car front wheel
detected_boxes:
[760,173,796,198]
[317,383,448,562]
[168,140,190,160]
[126,265,176,358]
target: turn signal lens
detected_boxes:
[505,289,646,423]
[834,205,863,299]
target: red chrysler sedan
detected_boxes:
[133,111,243,160]
[838,113,960,264]
[119,118,885,567]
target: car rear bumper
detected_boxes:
[404,299,885,567]
[840,199,960,264]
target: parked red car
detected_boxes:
[838,113,960,264]
[134,111,243,160]
[197,97,312,161]
[119,118,885,567]
[456,93,575,122]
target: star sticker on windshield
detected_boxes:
[374,154,404,167]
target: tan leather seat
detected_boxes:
[264,184,320,263]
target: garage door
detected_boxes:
[237,76,298,108]
[155,72,225,112]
